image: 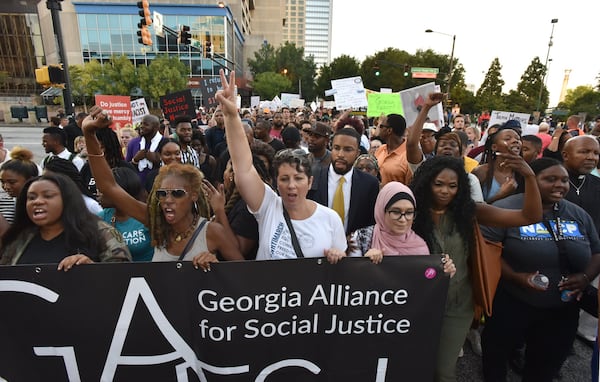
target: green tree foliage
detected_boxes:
[247,41,317,102]
[504,57,546,113]
[247,43,276,75]
[316,55,361,99]
[558,85,600,118]
[476,58,505,112]
[252,72,291,99]
[139,55,189,103]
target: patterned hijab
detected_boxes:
[371,182,429,256]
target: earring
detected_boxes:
[193,201,199,215]
[229,176,233,182]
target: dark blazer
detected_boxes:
[308,166,379,235]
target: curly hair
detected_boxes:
[147,163,210,247]
[410,156,476,253]
[1,173,106,260]
[336,116,364,135]
[0,147,39,179]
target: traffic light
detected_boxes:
[137,26,152,46]
[48,65,65,84]
[137,0,152,27]
[178,25,191,45]
[403,64,410,77]
[204,33,212,58]
[373,65,380,77]
[35,67,50,86]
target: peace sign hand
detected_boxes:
[215,69,237,117]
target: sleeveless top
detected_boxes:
[482,177,501,201]
[152,218,209,262]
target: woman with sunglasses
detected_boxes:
[350,181,456,274]
[82,107,243,269]
[216,70,347,262]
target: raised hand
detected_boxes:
[215,69,237,117]
[82,106,112,134]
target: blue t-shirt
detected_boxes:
[98,208,154,262]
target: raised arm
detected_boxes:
[215,70,265,212]
[476,153,542,227]
[82,106,149,226]
[406,92,444,164]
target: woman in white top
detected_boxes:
[216,70,347,262]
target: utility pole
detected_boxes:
[46,0,75,116]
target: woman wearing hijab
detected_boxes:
[350,181,455,275]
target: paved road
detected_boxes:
[0,124,46,163]
[457,332,593,381]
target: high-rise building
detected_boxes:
[282,0,332,68]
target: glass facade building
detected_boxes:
[0,13,45,95]
[304,0,331,67]
[74,3,244,102]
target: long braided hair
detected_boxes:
[223,154,271,215]
[147,163,210,247]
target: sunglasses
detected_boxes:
[155,189,188,199]
[274,148,308,160]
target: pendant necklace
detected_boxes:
[173,214,199,242]
[569,175,586,196]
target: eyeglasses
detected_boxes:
[274,148,308,160]
[155,189,188,199]
[386,209,415,221]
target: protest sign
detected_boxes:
[489,110,531,128]
[281,93,300,107]
[0,257,448,381]
[250,96,260,109]
[399,82,444,128]
[200,77,222,108]
[367,93,403,117]
[331,76,368,110]
[130,98,149,125]
[95,95,131,129]
[160,89,196,123]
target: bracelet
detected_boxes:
[87,151,104,157]
[132,159,139,165]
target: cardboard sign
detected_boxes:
[367,93,403,117]
[331,76,368,110]
[95,95,132,129]
[489,110,531,128]
[399,82,445,128]
[159,89,196,122]
[200,77,222,108]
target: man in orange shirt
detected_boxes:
[375,114,412,186]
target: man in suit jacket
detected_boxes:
[308,127,379,235]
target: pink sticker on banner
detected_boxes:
[424,268,437,279]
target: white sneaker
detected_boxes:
[467,329,482,356]
[458,347,464,358]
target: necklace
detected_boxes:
[569,175,586,196]
[172,214,199,242]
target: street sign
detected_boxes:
[153,11,164,37]
[410,67,439,73]
[410,67,439,79]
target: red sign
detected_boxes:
[95,95,132,129]
[412,72,438,79]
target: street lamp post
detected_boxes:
[536,18,558,114]
[425,29,456,98]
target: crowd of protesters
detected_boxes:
[1,69,600,381]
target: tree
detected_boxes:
[275,42,317,101]
[247,43,276,75]
[139,55,189,104]
[476,58,505,112]
[558,85,600,118]
[252,72,291,99]
[316,55,361,100]
[504,56,546,113]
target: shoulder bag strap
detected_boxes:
[178,218,208,261]
[283,207,305,258]
[542,206,571,276]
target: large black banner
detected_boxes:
[0,256,448,381]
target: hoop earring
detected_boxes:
[193,201,199,215]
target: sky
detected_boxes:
[330,0,599,108]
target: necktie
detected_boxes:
[332,176,346,223]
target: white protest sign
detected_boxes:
[250,96,260,109]
[310,101,318,112]
[130,98,149,125]
[280,93,300,107]
[331,76,368,110]
[399,82,444,128]
[489,111,531,128]
[289,98,305,109]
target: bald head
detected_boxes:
[562,135,600,174]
